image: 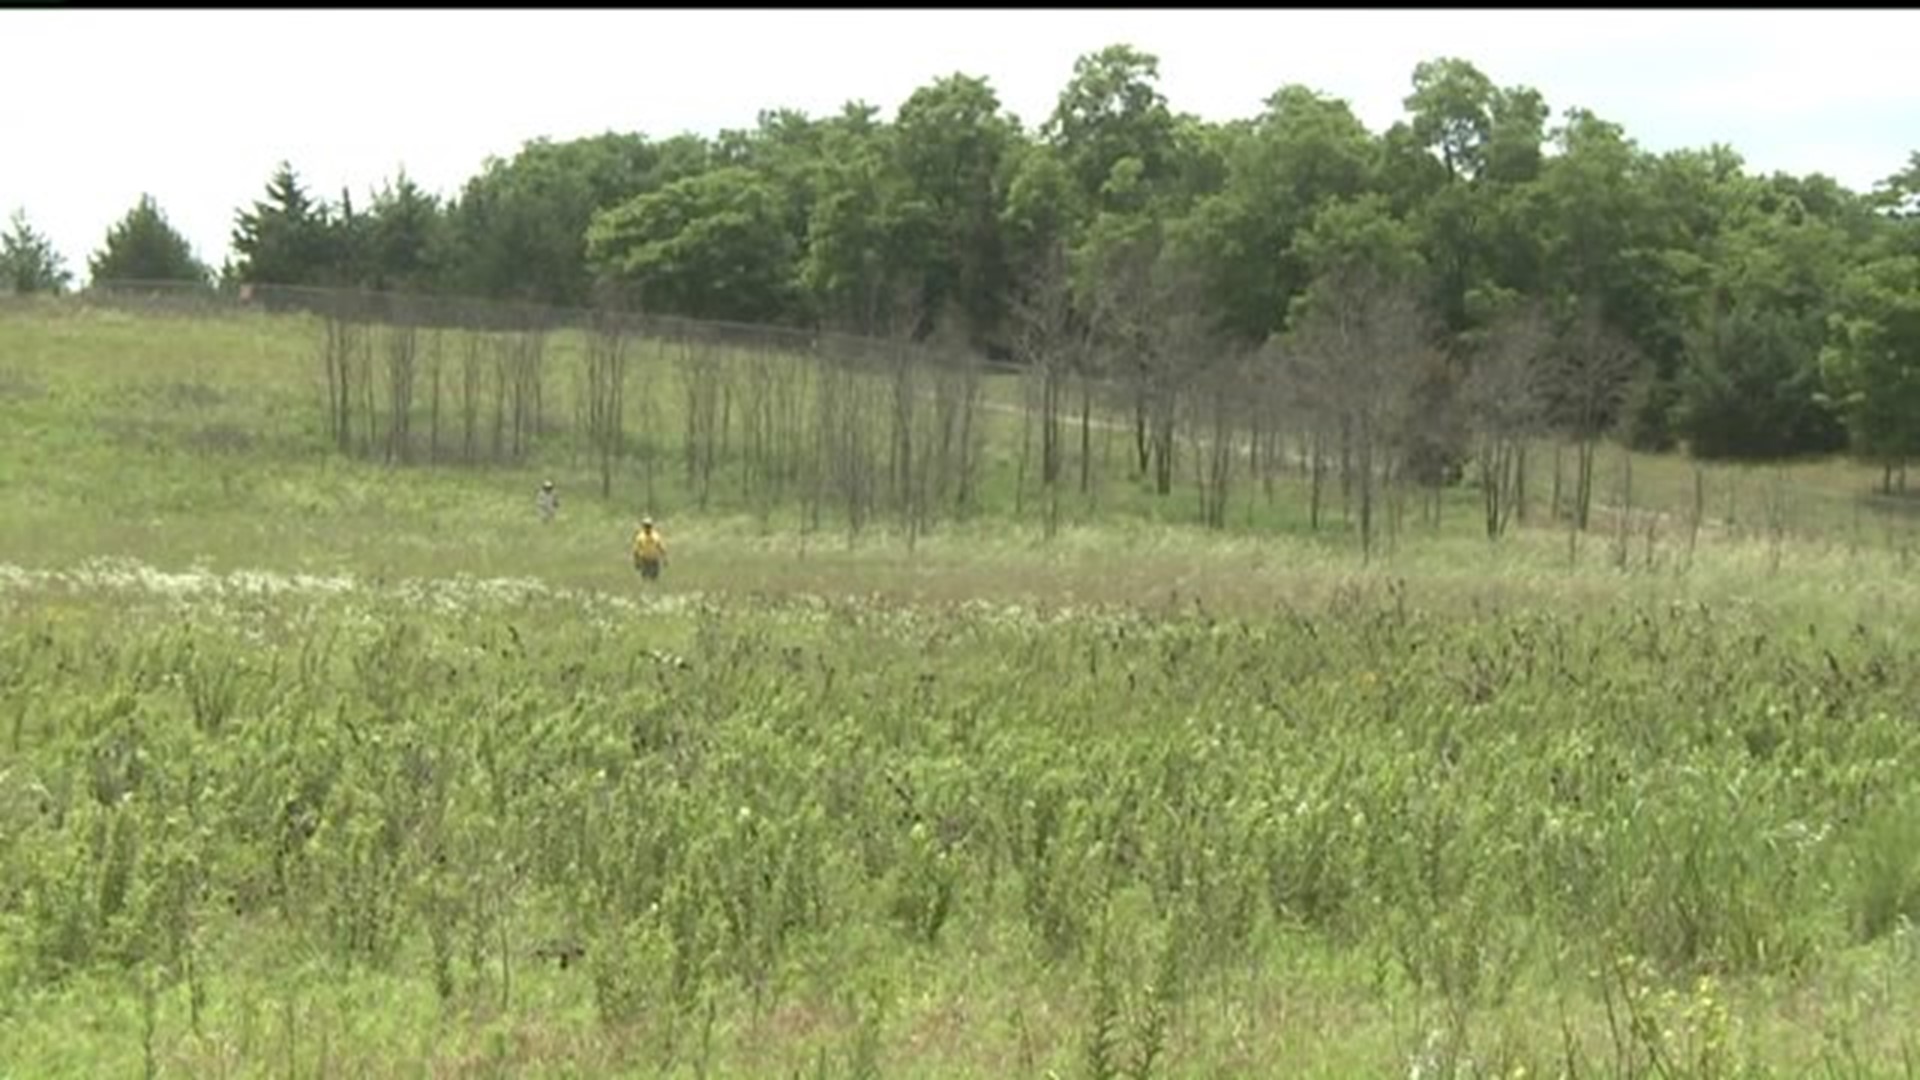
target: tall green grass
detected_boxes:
[7,298,1920,1075]
[4,576,1920,1074]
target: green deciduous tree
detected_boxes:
[1820,255,1920,489]
[1187,86,1378,344]
[444,133,667,306]
[1534,108,1691,449]
[800,123,937,336]
[1046,44,1179,218]
[1001,141,1083,288]
[893,72,1020,347]
[1678,194,1849,460]
[1285,194,1438,557]
[1404,57,1549,187]
[1683,296,1843,460]
[586,166,799,324]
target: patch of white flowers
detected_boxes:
[0,558,702,616]
[1,557,1203,637]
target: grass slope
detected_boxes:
[4,298,1920,1077]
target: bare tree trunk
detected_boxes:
[586,315,629,500]
[460,331,482,466]
[679,338,724,510]
[1247,404,1263,503]
[1551,443,1564,522]
[635,374,660,517]
[1357,419,1376,563]
[1339,416,1353,525]
[955,357,981,515]
[1513,444,1528,524]
[1687,462,1705,568]
[887,340,917,542]
[384,321,417,465]
[1040,358,1061,487]
[1079,379,1094,496]
[1308,428,1326,532]
[509,327,547,464]
[1200,379,1234,529]
[427,328,443,464]
[1480,438,1504,540]
[1613,443,1633,569]
[1152,386,1177,497]
[1133,379,1150,480]
[1016,366,1035,518]
[490,335,508,464]
[357,324,378,460]
[321,315,358,454]
[1576,438,1597,532]
[739,350,775,527]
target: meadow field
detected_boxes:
[4,296,1920,1077]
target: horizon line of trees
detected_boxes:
[5,45,1919,476]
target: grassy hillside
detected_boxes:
[3,296,1913,570]
[5,298,1920,1076]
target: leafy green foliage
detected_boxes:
[892,73,1021,344]
[6,576,1920,1071]
[587,167,800,323]
[230,163,343,287]
[1187,86,1379,343]
[444,133,665,306]
[152,45,1920,467]
[798,126,936,336]
[87,195,209,287]
[1820,255,1920,472]
[2,209,72,295]
[1677,197,1851,460]
[362,169,447,293]
[1045,44,1180,218]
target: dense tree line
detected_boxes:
[20,46,1920,474]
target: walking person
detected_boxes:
[536,479,560,523]
[632,516,668,582]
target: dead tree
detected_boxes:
[1187,348,1247,530]
[425,326,444,463]
[354,313,378,459]
[1009,239,1080,493]
[816,340,882,542]
[678,333,725,510]
[883,291,928,544]
[584,310,629,499]
[1267,338,1334,532]
[926,320,985,519]
[1139,258,1219,499]
[459,328,485,465]
[1540,299,1641,531]
[1074,221,1161,488]
[320,313,363,455]
[1286,266,1439,561]
[1462,302,1551,539]
[1243,341,1285,509]
[507,323,546,463]
[738,344,786,527]
[383,315,418,464]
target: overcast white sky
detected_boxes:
[5,9,1916,280]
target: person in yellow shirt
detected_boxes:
[632,517,668,581]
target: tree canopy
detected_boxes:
[32,46,1920,469]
